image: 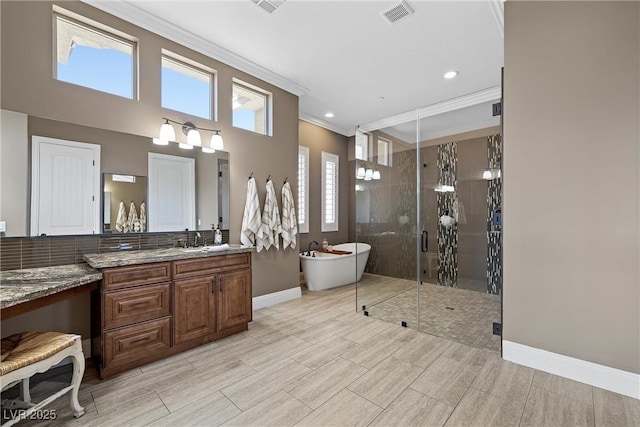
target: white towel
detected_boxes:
[240,177,262,248]
[280,182,298,250]
[115,201,127,232]
[257,180,282,252]
[127,201,139,232]
[139,202,147,232]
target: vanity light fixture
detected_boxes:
[364,168,374,181]
[443,70,458,79]
[156,117,224,153]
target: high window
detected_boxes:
[355,130,370,161]
[378,137,392,166]
[54,10,136,99]
[321,152,339,232]
[298,146,310,233]
[233,80,271,135]
[162,53,214,120]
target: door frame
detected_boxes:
[30,136,101,236]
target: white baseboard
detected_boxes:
[253,286,302,310]
[503,340,640,400]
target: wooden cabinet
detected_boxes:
[218,269,252,331]
[93,253,252,379]
[174,276,216,343]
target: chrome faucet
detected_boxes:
[194,232,202,247]
[306,240,319,257]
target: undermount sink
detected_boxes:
[179,244,230,253]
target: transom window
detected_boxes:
[321,152,339,232]
[378,137,392,166]
[54,10,136,99]
[233,80,271,136]
[355,130,370,161]
[162,53,214,120]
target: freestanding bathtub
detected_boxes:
[300,243,371,291]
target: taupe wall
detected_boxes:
[0,110,28,236]
[298,120,349,250]
[1,1,300,300]
[504,1,639,374]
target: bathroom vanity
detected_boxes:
[84,247,252,379]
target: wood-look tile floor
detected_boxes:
[357,274,502,351]
[3,284,638,427]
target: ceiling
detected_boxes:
[86,0,504,139]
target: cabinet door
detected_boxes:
[217,269,252,331]
[174,276,216,343]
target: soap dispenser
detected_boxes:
[322,238,328,250]
[214,224,223,245]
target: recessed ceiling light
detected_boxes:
[324,112,334,118]
[444,71,459,79]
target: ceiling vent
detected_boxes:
[381,1,414,24]
[251,0,285,14]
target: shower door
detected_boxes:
[355,114,420,330]
[416,107,503,351]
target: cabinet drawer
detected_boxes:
[103,262,171,290]
[103,283,171,329]
[173,253,251,279]
[103,317,171,368]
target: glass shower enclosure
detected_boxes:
[354,108,502,352]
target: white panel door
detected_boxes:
[31,136,100,236]
[148,153,196,232]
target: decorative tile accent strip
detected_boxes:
[487,134,503,295]
[0,230,221,271]
[437,142,458,287]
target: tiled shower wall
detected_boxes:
[0,229,229,271]
[487,134,503,295]
[355,134,502,294]
[436,142,458,287]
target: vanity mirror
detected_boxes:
[0,111,230,238]
[103,174,147,233]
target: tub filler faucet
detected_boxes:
[306,241,319,257]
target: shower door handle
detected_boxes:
[421,230,428,252]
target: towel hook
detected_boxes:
[266,174,271,182]
[284,177,288,183]
[248,172,254,180]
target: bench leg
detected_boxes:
[19,377,31,403]
[69,341,85,418]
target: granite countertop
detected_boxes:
[83,244,253,269]
[0,264,102,309]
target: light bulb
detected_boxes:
[153,137,168,146]
[202,147,216,154]
[372,170,381,180]
[483,170,493,180]
[159,121,175,142]
[210,133,224,150]
[356,167,366,179]
[365,169,373,180]
[187,129,201,146]
[178,143,193,150]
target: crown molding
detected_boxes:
[359,86,502,133]
[299,112,353,137]
[489,0,505,38]
[83,0,309,96]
